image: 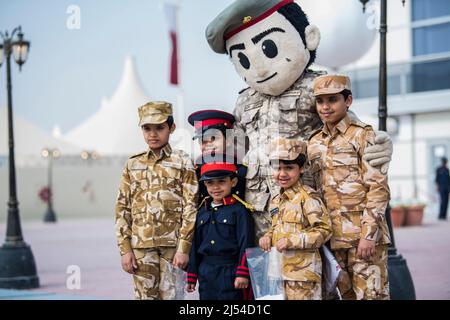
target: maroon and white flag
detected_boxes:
[164,2,179,86]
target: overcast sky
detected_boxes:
[0,0,244,133]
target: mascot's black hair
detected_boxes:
[277,2,316,68]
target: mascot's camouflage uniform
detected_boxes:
[205,0,393,241]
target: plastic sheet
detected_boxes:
[246,247,285,300]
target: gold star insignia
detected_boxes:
[243,16,252,24]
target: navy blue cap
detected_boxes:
[188,109,235,139]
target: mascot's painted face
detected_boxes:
[225,12,320,96]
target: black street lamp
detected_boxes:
[0,26,39,289]
[359,0,415,300]
[41,148,60,223]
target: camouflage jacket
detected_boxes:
[115,144,199,256]
[233,70,324,212]
[265,182,332,282]
[308,115,391,250]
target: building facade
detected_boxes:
[343,0,450,219]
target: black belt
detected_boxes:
[201,255,238,265]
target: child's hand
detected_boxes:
[357,238,376,260]
[259,236,272,251]
[121,252,138,274]
[276,238,288,252]
[186,283,196,293]
[173,252,189,269]
[234,277,249,289]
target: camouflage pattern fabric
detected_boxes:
[234,71,325,238]
[115,143,199,256]
[265,182,332,283]
[138,101,173,126]
[333,245,390,300]
[132,247,177,300]
[268,137,307,162]
[285,280,322,300]
[308,115,391,250]
[313,75,352,97]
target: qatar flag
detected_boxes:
[164,2,179,86]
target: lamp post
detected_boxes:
[0,26,39,289]
[359,0,415,300]
[41,148,60,223]
[81,150,99,164]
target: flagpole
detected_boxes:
[175,0,185,129]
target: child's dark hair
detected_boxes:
[166,116,175,128]
[341,89,352,101]
[271,154,307,168]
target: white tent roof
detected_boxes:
[64,56,152,156]
[0,107,82,157]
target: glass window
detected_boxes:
[412,59,450,92]
[351,75,401,99]
[412,0,450,21]
[413,22,450,56]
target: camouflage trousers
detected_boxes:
[333,245,390,300]
[132,247,177,300]
[252,211,272,242]
[285,281,321,300]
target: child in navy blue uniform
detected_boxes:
[186,160,254,300]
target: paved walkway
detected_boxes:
[0,218,449,300]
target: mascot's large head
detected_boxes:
[206,0,320,96]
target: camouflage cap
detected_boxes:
[138,101,173,126]
[269,137,307,161]
[206,0,294,54]
[313,75,352,97]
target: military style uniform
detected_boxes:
[115,101,199,300]
[187,196,254,300]
[234,71,324,240]
[187,162,254,300]
[308,75,391,300]
[188,110,248,206]
[265,138,332,300]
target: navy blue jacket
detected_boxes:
[436,166,450,192]
[187,196,254,284]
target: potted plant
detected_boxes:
[390,199,406,228]
[404,199,426,226]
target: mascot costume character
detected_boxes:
[206,0,393,240]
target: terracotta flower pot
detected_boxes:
[391,206,406,227]
[405,205,425,226]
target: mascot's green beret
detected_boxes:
[206,0,294,54]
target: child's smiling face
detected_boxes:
[316,93,352,128]
[272,161,303,189]
[204,176,238,204]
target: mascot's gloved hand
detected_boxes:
[363,131,393,175]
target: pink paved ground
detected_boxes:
[0,218,449,299]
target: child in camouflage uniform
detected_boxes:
[308,75,391,300]
[115,101,198,300]
[259,137,332,300]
